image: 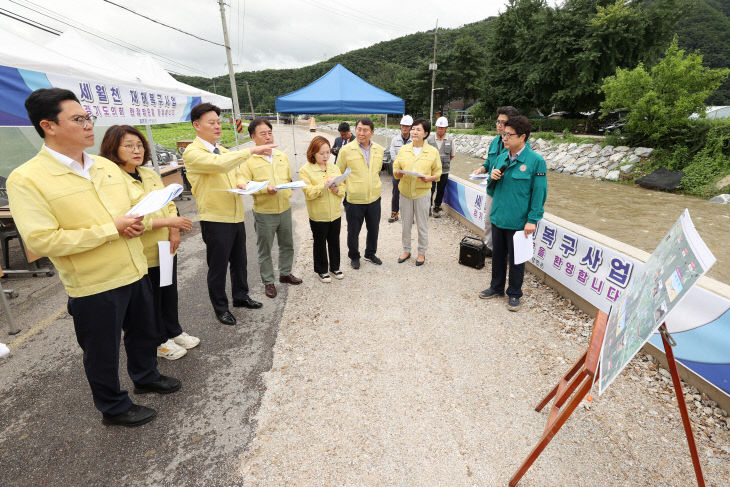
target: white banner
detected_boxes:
[46,73,196,126]
[531,220,643,313]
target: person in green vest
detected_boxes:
[478,115,547,312]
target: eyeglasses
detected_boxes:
[502,132,520,140]
[64,115,97,129]
[121,144,145,152]
[496,120,507,126]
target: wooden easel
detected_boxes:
[509,312,706,486]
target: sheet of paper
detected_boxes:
[157,241,174,287]
[469,173,490,180]
[275,180,308,190]
[397,169,427,178]
[126,183,182,216]
[512,231,534,265]
[226,180,270,195]
[326,167,351,188]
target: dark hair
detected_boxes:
[355,117,374,132]
[248,117,273,136]
[306,136,331,164]
[497,106,520,118]
[337,122,350,132]
[190,102,220,123]
[412,118,431,139]
[25,88,80,138]
[504,115,531,141]
[99,125,151,166]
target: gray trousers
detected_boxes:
[400,193,430,255]
[253,208,294,284]
[484,194,494,250]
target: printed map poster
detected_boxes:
[598,209,716,395]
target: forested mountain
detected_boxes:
[174,0,730,115]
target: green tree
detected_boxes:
[600,38,730,144]
[442,37,485,105]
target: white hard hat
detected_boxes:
[399,115,414,126]
[435,116,449,127]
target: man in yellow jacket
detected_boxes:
[7,88,179,427]
[238,118,302,299]
[336,117,385,269]
[183,104,274,326]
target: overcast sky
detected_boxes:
[1,0,513,77]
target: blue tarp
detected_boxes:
[275,64,404,114]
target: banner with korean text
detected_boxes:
[0,65,199,127]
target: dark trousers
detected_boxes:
[391,176,400,212]
[147,256,183,345]
[67,277,160,415]
[309,217,341,274]
[200,220,249,315]
[344,197,381,260]
[431,172,449,209]
[490,224,525,298]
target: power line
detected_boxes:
[101,0,225,47]
[7,0,211,77]
[0,8,61,35]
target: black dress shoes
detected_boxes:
[134,375,182,395]
[233,296,263,309]
[216,310,237,325]
[102,404,157,427]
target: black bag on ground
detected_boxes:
[459,236,486,269]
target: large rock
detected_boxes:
[709,194,730,204]
[594,168,608,179]
[628,154,641,164]
[605,170,620,181]
[634,147,654,157]
[614,146,630,152]
[620,164,635,174]
[600,145,615,156]
[609,152,625,163]
[636,168,685,191]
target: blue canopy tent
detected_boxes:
[275,64,404,155]
[275,64,404,114]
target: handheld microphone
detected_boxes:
[486,164,508,189]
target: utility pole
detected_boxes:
[246,81,255,119]
[218,0,240,145]
[429,19,438,124]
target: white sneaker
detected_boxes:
[318,272,332,283]
[157,339,187,360]
[330,270,344,280]
[173,332,200,350]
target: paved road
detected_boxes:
[0,126,314,486]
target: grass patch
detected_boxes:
[134,122,249,149]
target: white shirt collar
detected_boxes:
[197,136,218,153]
[44,144,94,180]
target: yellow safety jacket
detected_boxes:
[299,162,345,222]
[393,142,442,199]
[237,150,293,214]
[6,149,148,297]
[336,140,384,204]
[183,137,251,223]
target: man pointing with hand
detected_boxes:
[478,115,547,312]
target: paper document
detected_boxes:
[512,231,534,265]
[326,167,351,188]
[397,169,427,178]
[469,173,489,180]
[226,180,270,195]
[275,180,307,190]
[157,241,174,287]
[126,183,182,216]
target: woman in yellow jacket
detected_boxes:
[393,118,442,266]
[100,126,199,360]
[299,136,346,282]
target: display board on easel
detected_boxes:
[510,210,716,487]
